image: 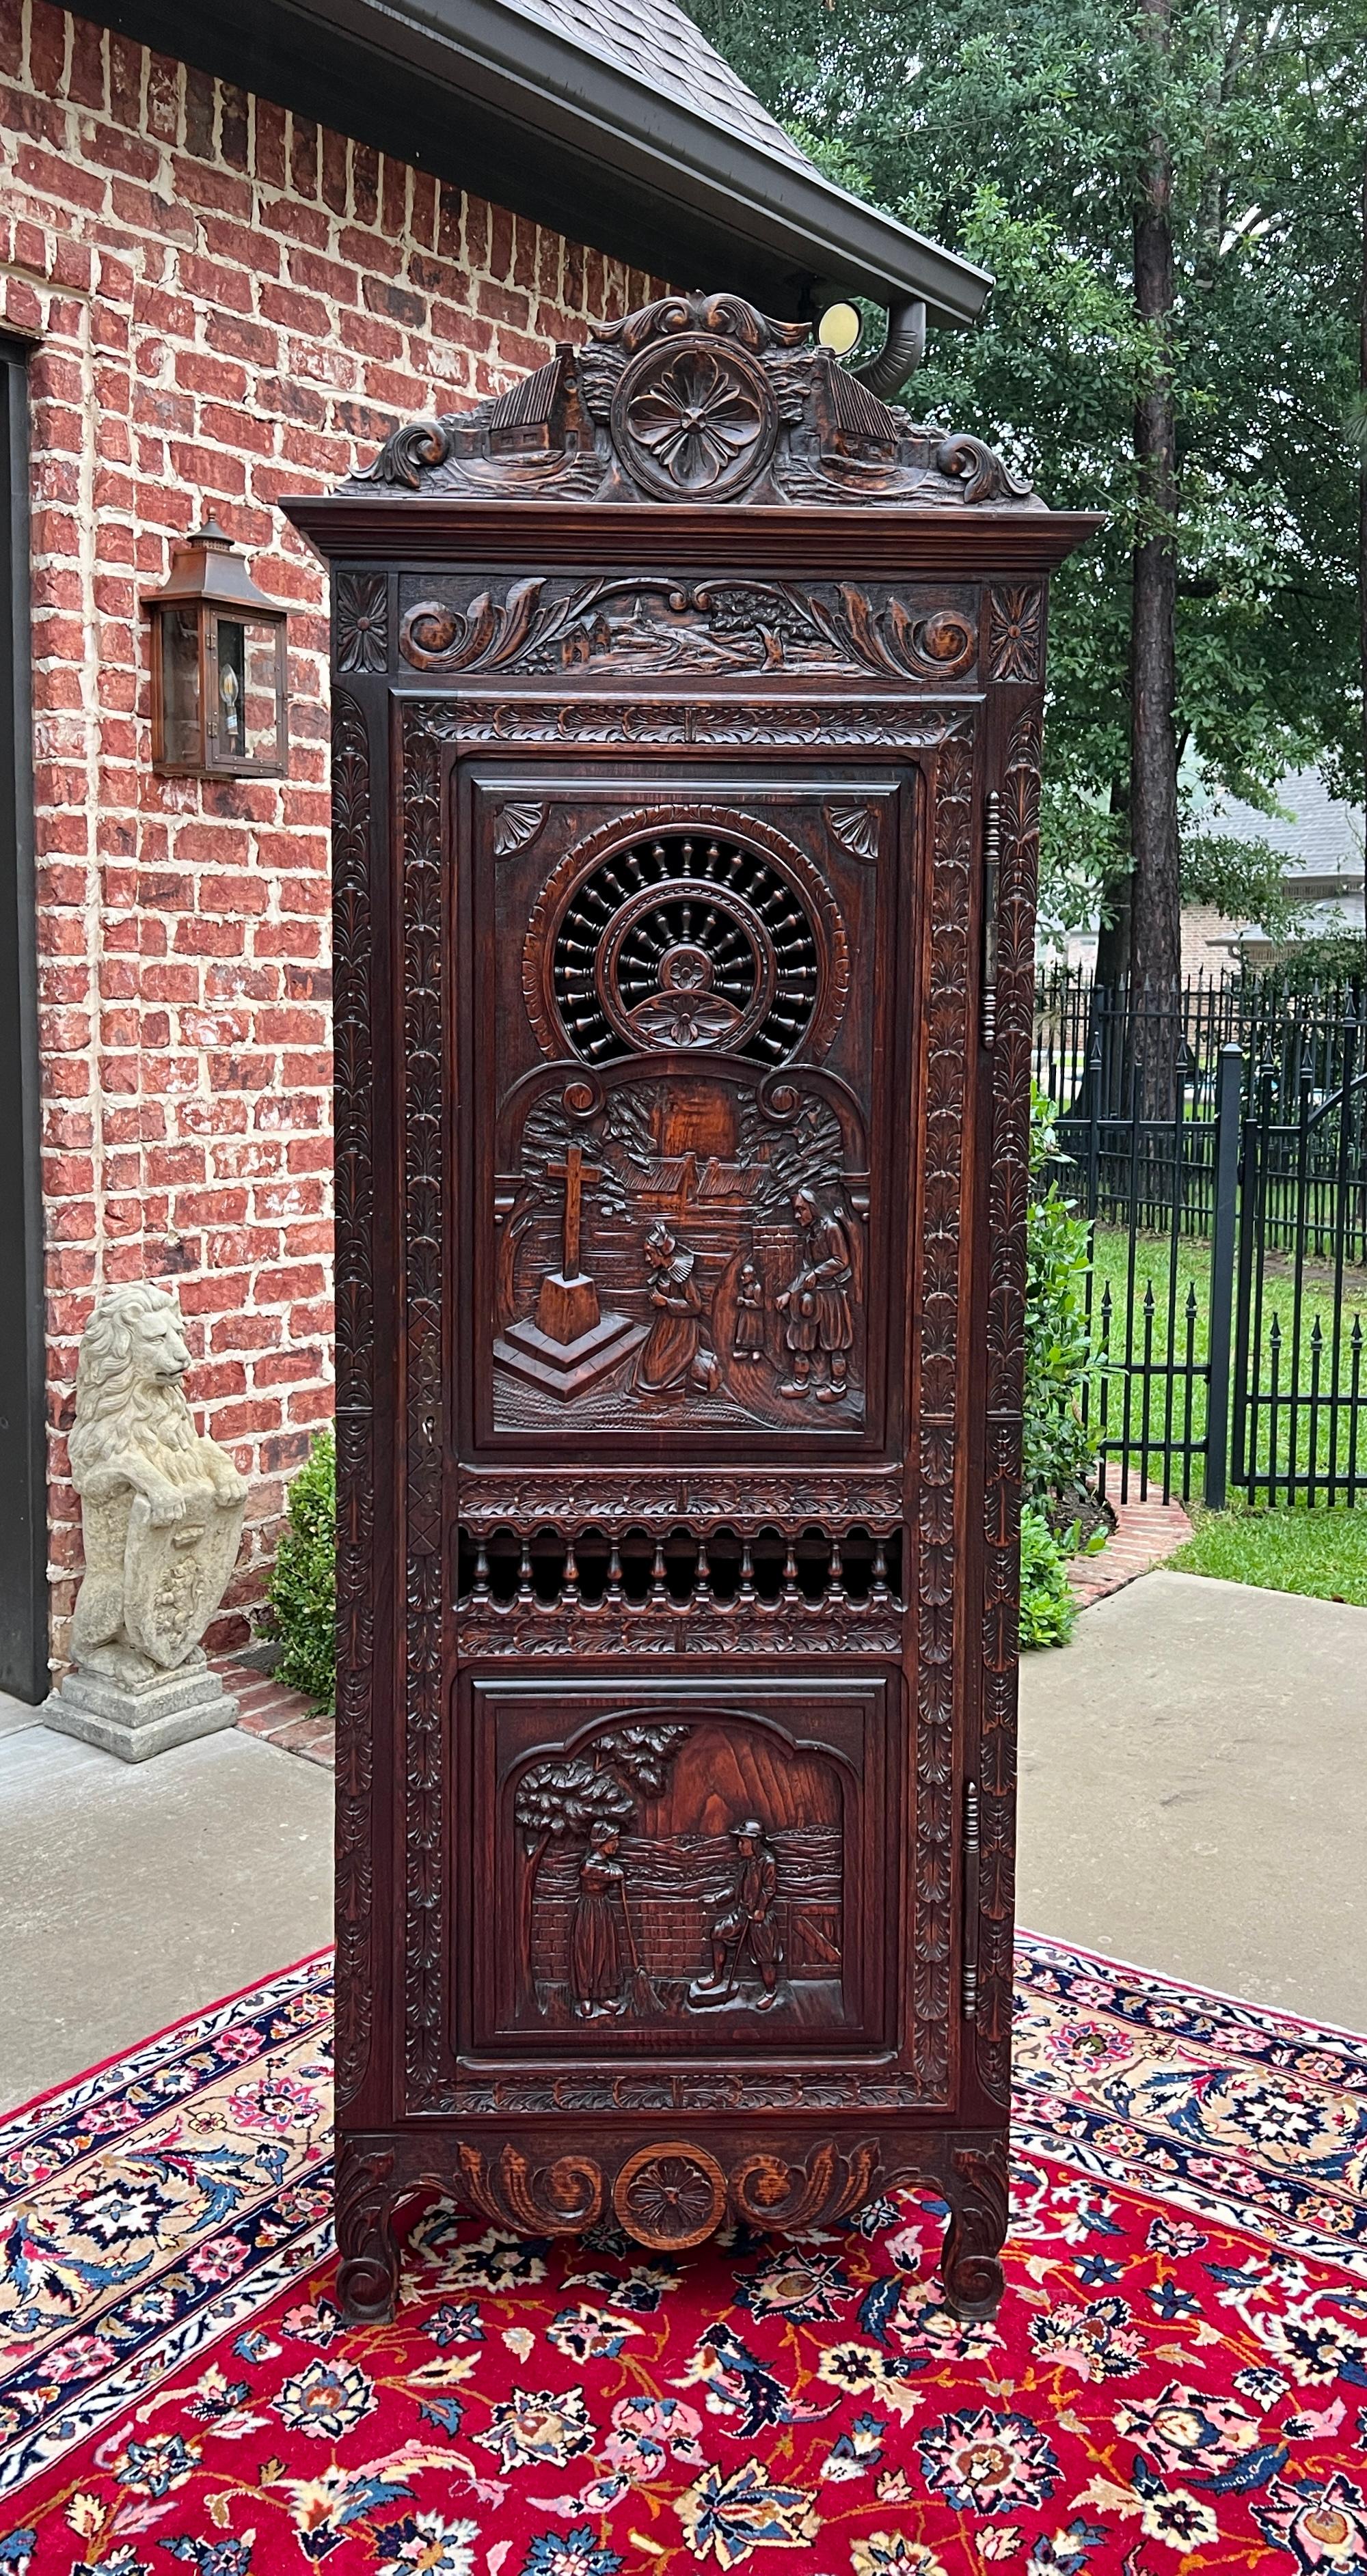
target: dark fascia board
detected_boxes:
[86,0,991,326]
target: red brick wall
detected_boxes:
[0,1,662,1658]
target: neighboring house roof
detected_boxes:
[92,0,990,325]
[1215,768,1364,894]
[1201,768,1364,955]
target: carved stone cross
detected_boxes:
[547,1142,601,1281]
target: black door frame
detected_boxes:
[0,333,48,1703]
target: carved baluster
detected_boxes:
[871,1533,891,1606]
[827,1531,845,1607]
[738,1537,756,1607]
[606,1536,624,1608]
[782,1533,801,1608]
[694,1534,712,1611]
[562,1531,580,1610]
[650,1535,668,1610]
[517,1535,534,1609]
[472,1538,491,1605]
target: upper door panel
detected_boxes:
[456,766,915,1459]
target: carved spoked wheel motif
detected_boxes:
[550,829,820,1066]
[610,334,777,501]
[612,2141,728,2249]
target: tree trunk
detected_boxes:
[1130,0,1181,1108]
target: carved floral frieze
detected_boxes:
[399,575,977,684]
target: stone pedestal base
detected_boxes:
[43,1653,239,1763]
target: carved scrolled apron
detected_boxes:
[284,292,1098,2323]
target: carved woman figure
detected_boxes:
[776,1188,854,1402]
[731,1257,766,1356]
[570,1822,629,2019]
[632,1223,718,1397]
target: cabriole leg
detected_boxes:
[940,2141,1008,2322]
[336,2138,399,2323]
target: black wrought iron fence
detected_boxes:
[1036,976,1367,1509]
[1036,967,1367,1261]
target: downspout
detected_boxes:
[851,298,926,398]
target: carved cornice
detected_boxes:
[338,291,1041,514]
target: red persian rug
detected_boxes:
[2,1937,1366,2575]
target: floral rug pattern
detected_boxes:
[1,1938,1365,2573]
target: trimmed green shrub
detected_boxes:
[1023,1082,1098,1516]
[1018,1501,1080,1647]
[1020,1084,1102,1646]
[265,1426,336,1711]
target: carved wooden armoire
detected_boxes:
[285,294,1096,2322]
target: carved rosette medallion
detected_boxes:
[987,586,1043,683]
[335,571,388,674]
[613,2141,729,2247]
[610,335,777,500]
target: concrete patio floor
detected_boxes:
[1018,1569,1367,2032]
[1,1561,1362,2113]
[0,1702,331,2115]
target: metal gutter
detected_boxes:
[88,0,990,325]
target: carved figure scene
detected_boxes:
[508,1720,848,2035]
[66,1284,248,1684]
[493,1073,867,1429]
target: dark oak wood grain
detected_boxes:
[284,292,1095,2322]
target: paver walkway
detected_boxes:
[1067,1495,1192,1607]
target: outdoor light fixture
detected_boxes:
[146,521,288,778]
[816,301,863,357]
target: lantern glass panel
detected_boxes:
[159,605,202,767]
[211,614,283,770]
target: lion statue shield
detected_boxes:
[68,1283,248,1680]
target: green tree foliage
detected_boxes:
[690,0,1364,944]
[265,1427,336,1711]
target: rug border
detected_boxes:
[1018,1925,1367,2049]
[0,1943,334,2130]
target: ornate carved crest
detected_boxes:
[349,290,1038,512]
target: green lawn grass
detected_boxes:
[1165,1498,1367,1606]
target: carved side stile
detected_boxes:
[401,708,448,2105]
[978,703,1044,2103]
[331,693,375,2111]
[913,722,974,2097]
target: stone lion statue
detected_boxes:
[68,1283,248,1681]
